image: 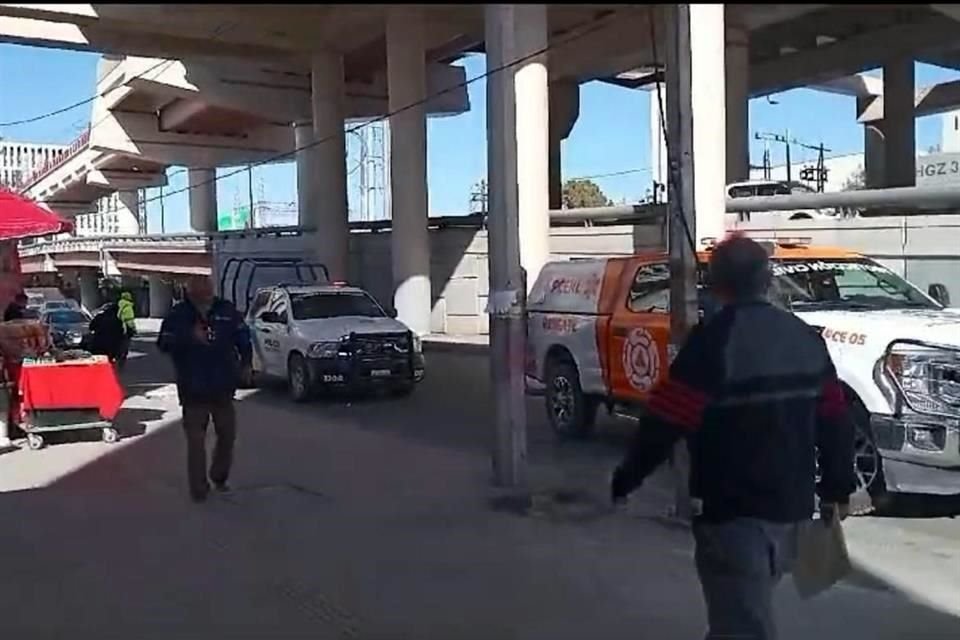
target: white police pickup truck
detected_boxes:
[247,283,425,401]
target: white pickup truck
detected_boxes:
[246,283,425,401]
[526,240,960,503]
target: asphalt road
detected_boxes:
[0,338,957,636]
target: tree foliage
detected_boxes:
[842,165,865,191]
[562,178,612,209]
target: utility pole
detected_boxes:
[247,164,255,229]
[664,3,699,521]
[485,4,528,488]
[755,130,797,182]
[159,185,166,234]
[797,140,831,192]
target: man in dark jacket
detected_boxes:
[3,292,28,321]
[88,299,126,363]
[158,275,252,503]
[611,235,856,640]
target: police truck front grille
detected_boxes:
[351,333,410,361]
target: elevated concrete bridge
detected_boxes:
[7,3,960,338]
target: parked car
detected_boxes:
[526,239,960,504]
[247,283,426,401]
[42,308,92,349]
[41,299,80,313]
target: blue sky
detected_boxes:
[2,43,959,232]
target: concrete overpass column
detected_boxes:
[310,52,349,281]
[859,95,886,189]
[667,3,726,244]
[725,19,750,183]
[386,7,431,336]
[78,270,99,313]
[117,190,142,234]
[148,274,173,318]
[884,59,916,187]
[188,168,218,232]
[294,121,318,227]
[513,4,550,290]
[548,80,580,210]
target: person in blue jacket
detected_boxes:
[157,275,252,503]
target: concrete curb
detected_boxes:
[422,338,489,356]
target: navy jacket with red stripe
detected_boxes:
[615,299,857,523]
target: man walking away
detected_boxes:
[3,292,28,321]
[88,298,126,363]
[116,291,137,370]
[157,276,252,503]
[611,234,856,640]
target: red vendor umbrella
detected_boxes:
[0,188,74,241]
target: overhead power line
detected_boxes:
[0,21,236,129]
[136,8,635,208]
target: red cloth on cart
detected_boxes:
[18,359,124,420]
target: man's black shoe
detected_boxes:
[213,482,232,494]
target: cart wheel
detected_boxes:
[26,433,44,450]
[102,427,119,444]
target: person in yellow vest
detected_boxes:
[116,291,136,370]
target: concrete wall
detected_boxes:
[352,215,960,334]
[214,215,960,337]
[349,222,666,335]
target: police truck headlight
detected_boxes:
[308,341,341,359]
[883,344,960,417]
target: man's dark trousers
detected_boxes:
[181,398,236,499]
[694,518,800,640]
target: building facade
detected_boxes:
[0,139,67,189]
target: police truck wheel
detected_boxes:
[545,359,598,439]
[287,354,312,403]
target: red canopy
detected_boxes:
[0,188,73,240]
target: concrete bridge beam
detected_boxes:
[884,58,916,188]
[188,168,218,233]
[148,274,174,318]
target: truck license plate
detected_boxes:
[371,369,391,378]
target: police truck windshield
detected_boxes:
[290,292,386,319]
[770,258,940,311]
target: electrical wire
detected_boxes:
[0,21,236,129]
[137,8,634,208]
[647,6,698,256]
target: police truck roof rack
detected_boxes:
[219,257,330,314]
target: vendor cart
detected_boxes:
[0,187,96,450]
[17,355,125,450]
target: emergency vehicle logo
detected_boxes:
[623,327,661,391]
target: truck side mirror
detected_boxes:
[388,308,398,319]
[928,283,951,307]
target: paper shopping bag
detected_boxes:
[792,510,852,599]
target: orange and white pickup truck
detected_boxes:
[526,240,960,500]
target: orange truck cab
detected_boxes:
[526,239,960,500]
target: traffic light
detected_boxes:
[799,166,815,182]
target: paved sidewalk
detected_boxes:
[0,344,956,638]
